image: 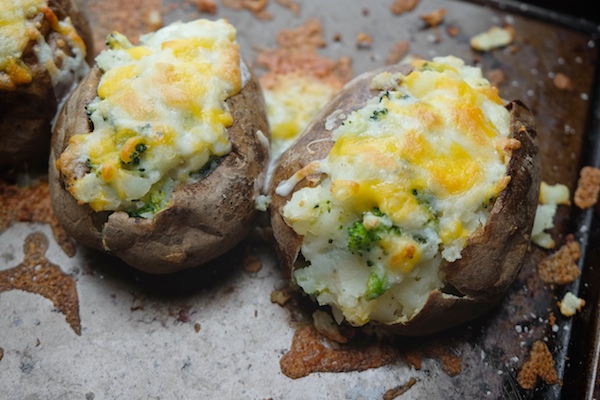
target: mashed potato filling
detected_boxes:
[57,19,243,216]
[0,0,87,92]
[278,56,512,326]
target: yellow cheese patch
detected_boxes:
[57,19,242,214]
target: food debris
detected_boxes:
[427,342,462,376]
[485,68,505,88]
[537,236,581,285]
[194,323,201,333]
[0,180,76,257]
[222,0,273,20]
[420,8,447,27]
[558,292,585,317]
[470,25,515,52]
[356,32,373,49]
[383,378,418,400]
[574,166,600,209]
[446,24,460,37]
[276,0,300,15]
[385,40,410,65]
[517,340,559,390]
[242,247,263,273]
[532,181,571,249]
[270,287,293,306]
[191,0,218,14]
[312,310,348,343]
[553,73,574,91]
[0,232,81,335]
[391,0,419,15]
[0,347,3,362]
[280,324,398,379]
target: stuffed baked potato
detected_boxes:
[50,19,270,274]
[0,0,93,166]
[269,56,541,336]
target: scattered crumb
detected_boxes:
[312,310,348,343]
[356,32,373,49]
[558,292,585,317]
[470,25,515,52]
[391,0,419,15]
[420,8,447,27]
[553,73,573,91]
[145,9,162,31]
[276,0,300,15]
[271,287,293,306]
[446,24,460,37]
[383,378,418,400]
[385,40,410,65]
[517,340,559,390]
[539,182,571,206]
[537,236,581,285]
[548,312,556,327]
[485,68,505,88]
[332,32,342,42]
[0,347,3,362]
[194,323,201,333]
[243,254,262,272]
[192,0,218,14]
[574,166,600,209]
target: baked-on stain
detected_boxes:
[0,179,76,257]
[383,377,417,400]
[0,232,81,335]
[280,324,399,379]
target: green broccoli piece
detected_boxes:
[128,190,166,218]
[348,221,380,254]
[365,273,387,300]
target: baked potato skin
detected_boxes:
[269,65,541,336]
[0,0,93,167]
[50,64,270,274]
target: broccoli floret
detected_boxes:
[348,221,376,253]
[365,273,387,300]
[128,190,166,218]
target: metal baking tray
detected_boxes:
[1,0,599,398]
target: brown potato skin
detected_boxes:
[50,64,270,274]
[269,64,541,336]
[0,0,94,167]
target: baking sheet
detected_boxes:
[1,0,599,399]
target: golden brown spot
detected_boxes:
[537,236,581,285]
[420,8,447,27]
[574,166,600,209]
[0,232,81,335]
[517,340,559,390]
[390,0,419,15]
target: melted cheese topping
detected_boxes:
[56,19,242,216]
[0,0,88,92]
[265,73,340,161]
[279,56,512,326]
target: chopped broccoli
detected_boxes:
[365,273,387,300]
[348,221,378,253]
[128,190,166,218]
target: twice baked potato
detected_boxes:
[1,0,93,166]
[50,19,270,274]
[269,56,541,336]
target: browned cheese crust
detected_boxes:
[0,0,94,166]
[269,64,541,336]
[49,64,270,274]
